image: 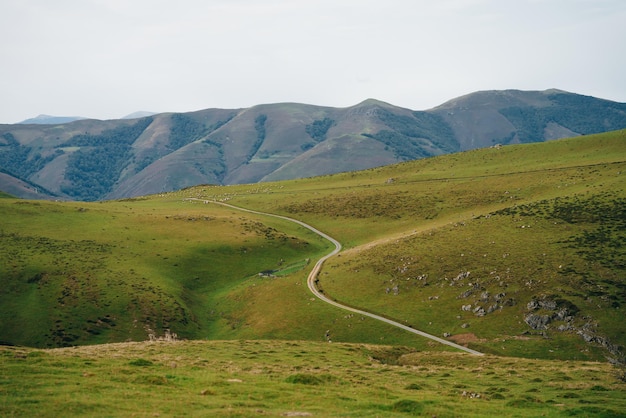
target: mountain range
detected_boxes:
[1,88,625,201]
[17,111,156,124]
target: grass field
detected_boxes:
[1,130,625,416]
[2,340,625,417]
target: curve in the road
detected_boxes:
[188,198,483,356]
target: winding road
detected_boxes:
[186,198,483,356]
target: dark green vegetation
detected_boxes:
[363,108,458,159]
[1,130,625,416]
[61,118,153,200]
[1,89,625,201]
[2,340,625,417]
[305,117,335,142]
[0,133,61,182]
[500,93,626,143]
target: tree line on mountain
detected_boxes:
[301,117,336,151]
[499,93,626,143]
[60,118,153,201]
[0,132,62,181]
[249,114,267,161]
[168,113,209,150]
[363,109,459,160]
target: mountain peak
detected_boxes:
[431,88,576,111]
[18,114,86,125]
[122,111,157,120]
[354,98,394,107]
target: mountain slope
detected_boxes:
[0,170,57,200]
[1,89,625,201]
[431,89,626,149]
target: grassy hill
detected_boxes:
[1,129,626,416]
[181,129,626,363]
[0,197,335,347]
[1,129,624,357]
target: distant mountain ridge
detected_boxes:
[18,114,87,125]
[18,111,157,124]
[1,89,625,201]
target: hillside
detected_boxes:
[1,89,625,201]
[1,130,624,364]
[0,170,57,200]
[184,129,626,364]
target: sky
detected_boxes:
[1,0,625,124]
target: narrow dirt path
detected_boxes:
[186,198,483,355]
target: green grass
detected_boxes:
[1,130,626,416]
[192,130,626,246]
[177,130,626,362]
[2,340,625,417]
[320,191,626,361]
[1,130,625,358]
[0,197,334,347]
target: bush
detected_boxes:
[129,358,154,367]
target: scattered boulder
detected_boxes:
[473,306,486,317]
[524,296,578,330]
[527,298,557,311]
[486,304,500,314]
[524,314,552,330]
[461,391,481,398]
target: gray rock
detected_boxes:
[524,314,552,330]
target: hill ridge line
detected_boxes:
[184,198,483,355]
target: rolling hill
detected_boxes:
[1,129,625,416]
[1,89,625,201]
[1,129,624,363]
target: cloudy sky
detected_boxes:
[1,0,625,123]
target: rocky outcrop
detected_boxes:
[524,295,623,363]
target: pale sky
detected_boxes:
[1,0,625,124]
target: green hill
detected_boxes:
[183,129,626,363]
[1,129,624,362]
[1,130,626,416]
